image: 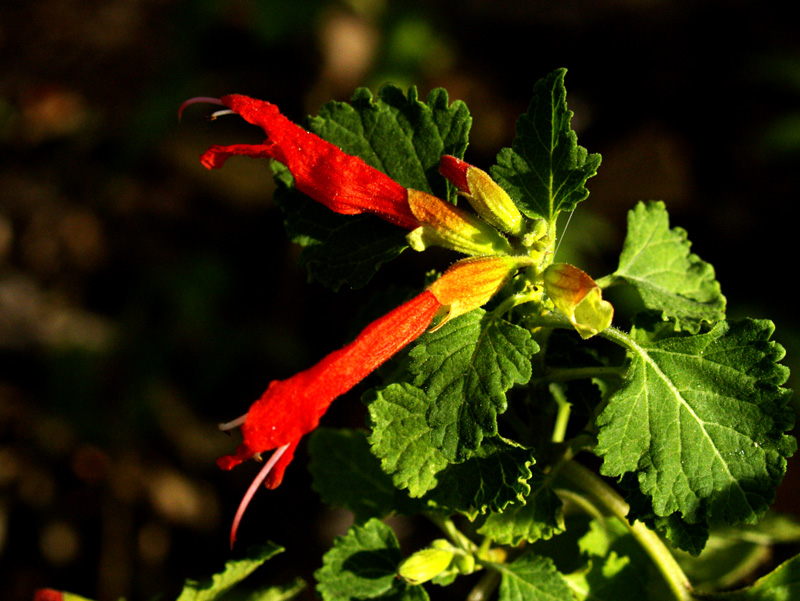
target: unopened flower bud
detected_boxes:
[440,155,524,236]
[428,256,522,325]
[398,547,456,585]
[406,189,512,256]
[543,263,614,339]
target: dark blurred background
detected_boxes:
[2,1,799,600]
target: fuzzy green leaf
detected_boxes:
[275,85,471,291]
[606,201,726,332]
[407,310,538,456]
[492,552,574,601]
[597,320,796,526]
[491,68,601,222]
[315,519,428,601]
[423,437,536,518]
[366,383,450,497]
[308,428,422,521]
[477,468,564,545]
[622,473,710,555]
[367,311,537,496]
[176,543,284,601]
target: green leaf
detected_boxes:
[273,175,409,291]
[491,68,601,222]
[477,468,564,544]
[566,518,649,601]
[308,428,422,521]
[491,552,574,601]
[700,552,800,601]
[621,473,711,555]
[423,437,536,518]
[275,86,471,291]
[596,320,796,527]
[367,311,537,496]
[606,201,726,332]
[366,382,450,496]
[407,310,538,456]
[246,578,306,601]
[176,543,284,601]
[315,519,428,601]
[311,86,471,201]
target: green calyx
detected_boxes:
[406,189,513,256]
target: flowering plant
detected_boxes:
[38,69,798,601]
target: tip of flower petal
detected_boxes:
[178,96,225,121]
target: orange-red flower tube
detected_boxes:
[218,290,442,545]
[217,254,524,545]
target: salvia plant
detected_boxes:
[36,69,800,601]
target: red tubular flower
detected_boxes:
[217,255,525,546]
[218,290,442,546]
[180,95,420,230]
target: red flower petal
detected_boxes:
[33,590,63,601]
[238,289,442,456]
[439,155,471,195]
[199,95,420,230]
[217,289,441,478]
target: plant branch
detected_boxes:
[532,365,626,385]
[560,460,693,601]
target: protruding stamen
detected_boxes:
[229,443,291,548]
[178,96,225,121]
[209,109,237,120]
[218,413,247,431]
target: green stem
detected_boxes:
[428,514,477,553]
[549,383,571,444]
[560,461,693,601]
[533,365,626,385]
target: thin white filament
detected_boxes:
[218,414,247,431]
[553,208,576,260]
[229,443,291,548]
[209,109,237,120]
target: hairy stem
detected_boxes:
[560,461,693,601]
[428,514,477,553]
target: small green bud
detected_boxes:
[464,167,524,236]
[398,547,456,585]
[440,155,524,236]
